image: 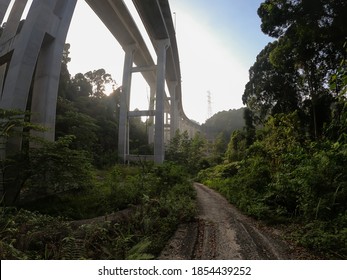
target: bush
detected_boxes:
[198,113,347,258]
[17,136,95,201]
[1,162,197,259]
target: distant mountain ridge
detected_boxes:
[202,108,246,140]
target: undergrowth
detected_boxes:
[197,114,347,259]
[0,162,196,259]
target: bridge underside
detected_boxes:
[0,0,200,165]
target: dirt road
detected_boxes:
[159,183,311,260]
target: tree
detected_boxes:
[243,107,256,146]
[226,130,247,162]
[85,69,115,99]
[256,0,347,138]
[0,110,30,204]
[202,108,246,140]
[55,47,122,166]
[243,41,300,125]
[166,130,207,174]
[129,111,149,155]
[213,131,228,160]
[71,73,93,99]
[188,132,208,173]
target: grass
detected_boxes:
[0,163,197,259]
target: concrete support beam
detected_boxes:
[126,154,154,162]
[128,110,155,117]
[131,65,156,73]
[154,39,170,163]
[118,44,136,163]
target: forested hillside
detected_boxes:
[202,108,245,140]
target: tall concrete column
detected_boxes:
[0,0,28,99]
[0,0,77,204]
[0,0,28,43]
[118,45,136,163]
[30,0,77,143]
[168,81,178,139]
[1,1,54,111]
[154,39,170,163]
[147,82,155,144]
[0,0,76,152]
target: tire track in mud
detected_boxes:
[159,183,293,260]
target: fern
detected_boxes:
[126,238,154,260]
[60,237,86,260]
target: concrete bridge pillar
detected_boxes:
[154,39,170,163]
[117,39,171,164]
[0,0,28,102]
[0,0,77,151]
[0,0,77,204]
[30,0,78,144]
[168,81,178,139]
[147,83,155,145]
[118,45,136,163]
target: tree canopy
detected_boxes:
[244,0,347,138]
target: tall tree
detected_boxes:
[85,69,115,99]
[247,0,347,138]
[243,41,300,125]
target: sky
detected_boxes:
[66,0,272,124]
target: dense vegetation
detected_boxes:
[0,44,196,259]
[1,163,196,259]
[198,113,347,258]
[202,108,245,140]
[198,0,347,259]
[1,0,347,260]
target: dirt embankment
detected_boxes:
[159,183,316,260]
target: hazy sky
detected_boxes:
[66,0,272,124]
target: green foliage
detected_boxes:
[21,136,95,197]
[244,1,347,138]
[1,43,196,259]
[202,108,246,140]
[198,111,347,258]
[198,1,347,259]
[0,109,47,204]
[126,238,154,260]
[243,41,300,125]
[55,44,150,167]
[295,214,347,259]
[225,130,247,162]
[330,43,347,97]
[1,163,196,259]
[166,131,207,175]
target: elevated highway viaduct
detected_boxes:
[0,0,200,165]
